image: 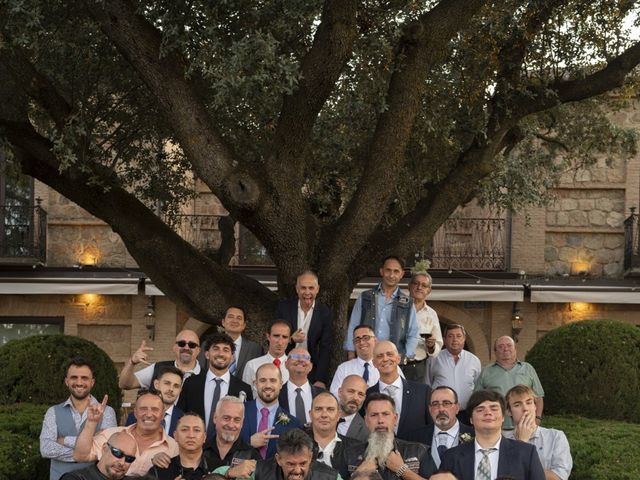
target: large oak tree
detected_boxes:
[0,0,638,346]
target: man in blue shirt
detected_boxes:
[344,255,419,361]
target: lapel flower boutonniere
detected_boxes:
[275,412,290,426]
[459,433,473,444]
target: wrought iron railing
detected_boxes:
[165,214,223,253]
[429,217,509,271]
[0,205,47,263]
[624,208,639,271]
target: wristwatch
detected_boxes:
[396,463,409,478]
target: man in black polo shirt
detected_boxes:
[205,395,261,469]
[61,432,136,480]
[149,413,209,480]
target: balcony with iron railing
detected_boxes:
[168,214,510,271]
[0,204,47,265]
[624,207,639,274]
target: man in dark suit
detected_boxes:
[405,386,474,468]
[125,366,185,437]
[337,375,369,443]
[440,390,545,480]
[365,341,431,440]
[221,305,263,379]
[240,363,302,459]
[278,347,325,425]
[177,332,253,442]
[275,270,332,388]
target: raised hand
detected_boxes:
[131,340,154,366]
[250,427,279,448]
[87,395,108,423]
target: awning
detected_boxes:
[530,286,640,304]
[351,282,524,301]
[0,277,139,295]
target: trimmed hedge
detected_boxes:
[526,319,640,422]
[0,334,121,413]
[0,404,49,480]
[545,415,640,480]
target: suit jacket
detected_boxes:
[240,400,303,459]
[404,422,475,466]
[235,338,263,379]
[176,371,253,430]
[278,382,325,423]
[440,436,545,480]
[276,298,333,385]
[311,433,366,480]
[344,413,369,443]
[366,378,431,440]
[124,407,184,437]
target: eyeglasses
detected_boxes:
[107,443,136,463]
[176,340,199,349]
[430,400,455,408]
[289,353,311,361]
[411,282,430,289]
[354,335,373,343]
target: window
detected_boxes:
[1,316,64,345]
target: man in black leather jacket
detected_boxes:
[61,432,136,480]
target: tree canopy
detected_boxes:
[0,0,639,333]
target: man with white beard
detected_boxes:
[356,393,436,480]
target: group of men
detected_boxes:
[40,257,572,480]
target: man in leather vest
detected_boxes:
[40,357,117,480]
[214,429,340,479]
[356,392,437,480]
[344,256,419,361]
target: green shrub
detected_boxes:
[526,319,640,422]
[0,334,121,413]
[0,404,49,480]
[545,415,640,480]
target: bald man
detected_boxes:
[475,335,544,429]
[119,329,202,390]
[62,432,136,480]
[365,341,431,440]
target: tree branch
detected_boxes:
[320,0,488,280]
[0,117,276,324]
[84,0,263,211]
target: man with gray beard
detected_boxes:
[355,393,436,480]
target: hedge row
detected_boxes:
[0,404,49,480]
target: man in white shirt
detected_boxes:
[505,385,572,480]
[278,347,324,425]
[331,325,404,396]
[242,320,291,389]
[403,272,443,382]
[119,330,202,390]
[440,390,544,480]
[426,324,480,423]
[337,375,369,443]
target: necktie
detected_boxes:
[385,384,398,397]
[477,448,496,480]
[161,412,169,434]
[437,432,449,459]
[273,358,281,368]
[258,407,270,459]
[206,378,223,438]
[295,387,306,424]
[229,360,237,375]
[363,362,370,383]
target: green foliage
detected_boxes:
[0,404,49,480]
[0,335,121,413]
[545,415,640,480]
[526,320,640,422]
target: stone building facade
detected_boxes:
[1,103,639,396]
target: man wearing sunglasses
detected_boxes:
[61,432,137,480]
[74,390,179,476]
[119,330,202,390]
[278,347,325,425]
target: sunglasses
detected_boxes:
[353,335,373,343]
[289,353,311,361]
[107,443,136,463]
[176,340,199,349]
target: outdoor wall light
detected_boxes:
[144,296,156,341]
[511,304,523,342]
